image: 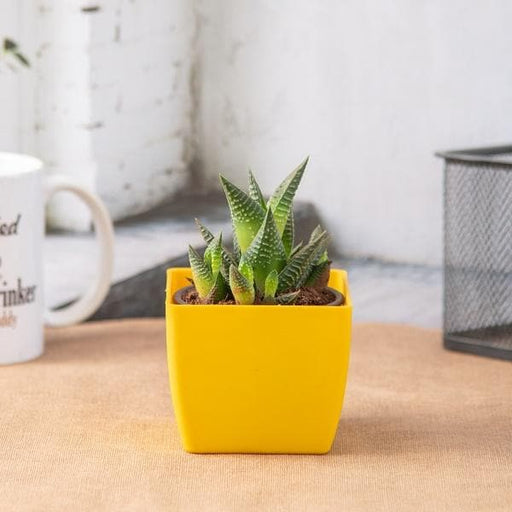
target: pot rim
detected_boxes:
[173,285,344,307]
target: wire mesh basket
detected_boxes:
[437,145,512,361]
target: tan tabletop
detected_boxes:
[1,320,511,511]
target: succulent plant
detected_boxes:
[188,157,331,305]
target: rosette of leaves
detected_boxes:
[189,157,331,305]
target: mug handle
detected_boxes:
[43,175,114,327]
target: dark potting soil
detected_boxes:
[182,288,236,305]
[180,287,342,306]
[294,287,338,306]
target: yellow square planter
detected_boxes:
[165,267,352,454]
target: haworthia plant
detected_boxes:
[188,157,332,304]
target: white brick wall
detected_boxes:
[88,0,195,220]
[0,0,20,151]
[1,0,195,229]
[35,1,97,229]
[0,0,35,154]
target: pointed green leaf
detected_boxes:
[281,209,294,256]
[309,225,323,243]
[264,269,279,300]
[229,264,255,305]
[195,218,214,244]
[207,234,223,278]
[316,249,329,264]
[290,241,303,259]
[267,157,308,235]
[232,231,241,260]
[248,170,266,209]
[276,291,300,305]
[195,219,237,279]
[244,208,287,293]
[308,226,329,265]
[206,271,228,303]
[277,230,329,293]
[188,245,214,298]
[304,260,331,289]
[220,175,265,253]
[238,256,254,284]
[203,246,212,268]
[296,235,330,289]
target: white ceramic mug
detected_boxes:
[0,152,114,364]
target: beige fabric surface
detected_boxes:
[1,319,511,512]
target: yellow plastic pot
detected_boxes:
[165,267,352,454]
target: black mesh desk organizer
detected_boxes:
[437,145,512,361]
